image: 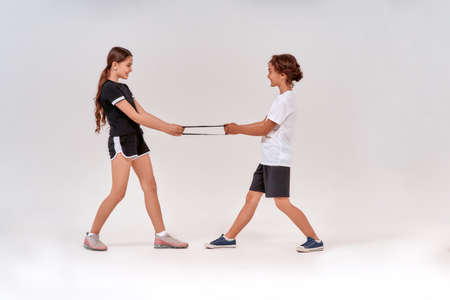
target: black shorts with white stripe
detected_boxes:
[108,130,150,160]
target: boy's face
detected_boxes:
[267,63,283,87]
[113,56,133,79]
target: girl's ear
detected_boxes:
[111,61,118,71]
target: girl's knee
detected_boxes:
[141,179,157,194]
[142,184,157,195]
[110,188,127,202]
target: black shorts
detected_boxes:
[249,164,290,198]
[108,130,150,160]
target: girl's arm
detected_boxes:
[134,99,170,122]
[133,99,182,134]
[133,99,148,115]
[225,118,276,136]
[115,100,183,136]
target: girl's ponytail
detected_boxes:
[94,46,132,133]
[94,66,110,133]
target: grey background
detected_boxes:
[1,0,449,299]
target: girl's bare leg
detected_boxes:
[225,191,264,239]
[274,198,320,240]
[131,154,165,233]
[90,154,132,234]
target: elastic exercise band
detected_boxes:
[182,125,226,135]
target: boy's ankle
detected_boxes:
[224,234,235,241]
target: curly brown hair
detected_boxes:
[269,54,303,86]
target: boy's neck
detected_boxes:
[278,85,292,95]
[278,83,292,94]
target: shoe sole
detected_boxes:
[205,243,236,249]
[296,246,324,253]
[83,243,107,251]
[154,244,188,249]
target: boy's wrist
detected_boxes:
[235,125,242,134]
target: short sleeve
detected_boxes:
[267,99,293,125]
[102,83,125,106]
[124,84,134,99]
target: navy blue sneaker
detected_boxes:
[296,237,324,253]
[205,234,236,249]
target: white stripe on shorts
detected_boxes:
[110,136,138,160]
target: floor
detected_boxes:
[3,224,449,300]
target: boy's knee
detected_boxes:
[245,192,260,206]
[274,198,291,211]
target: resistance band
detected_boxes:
[182,125,226,135]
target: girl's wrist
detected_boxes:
[162,123,170,133]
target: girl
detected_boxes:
[205,54,323,252]
[84,46,188,251]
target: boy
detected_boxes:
[205,54,323,253]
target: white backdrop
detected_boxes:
[1,0,449,299]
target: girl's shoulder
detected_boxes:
[103,80,131,91]
[101,80,115,92]
[101,80,129,94]
[100,80,126,102]
[102,79,119,88]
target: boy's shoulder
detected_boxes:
[276,91,296,104]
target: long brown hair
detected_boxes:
[269,54,303,87]
[94,47,133,133]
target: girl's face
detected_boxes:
[112,56,133,79]
[267,63,285,87]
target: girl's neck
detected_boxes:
[108,73,120,82]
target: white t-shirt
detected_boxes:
[261,90,297,167]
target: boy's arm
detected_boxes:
[225,118,277,136]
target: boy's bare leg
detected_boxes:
[274,198,320,240]
[225,191,264,239]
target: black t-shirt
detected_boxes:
[100,80,141,136]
